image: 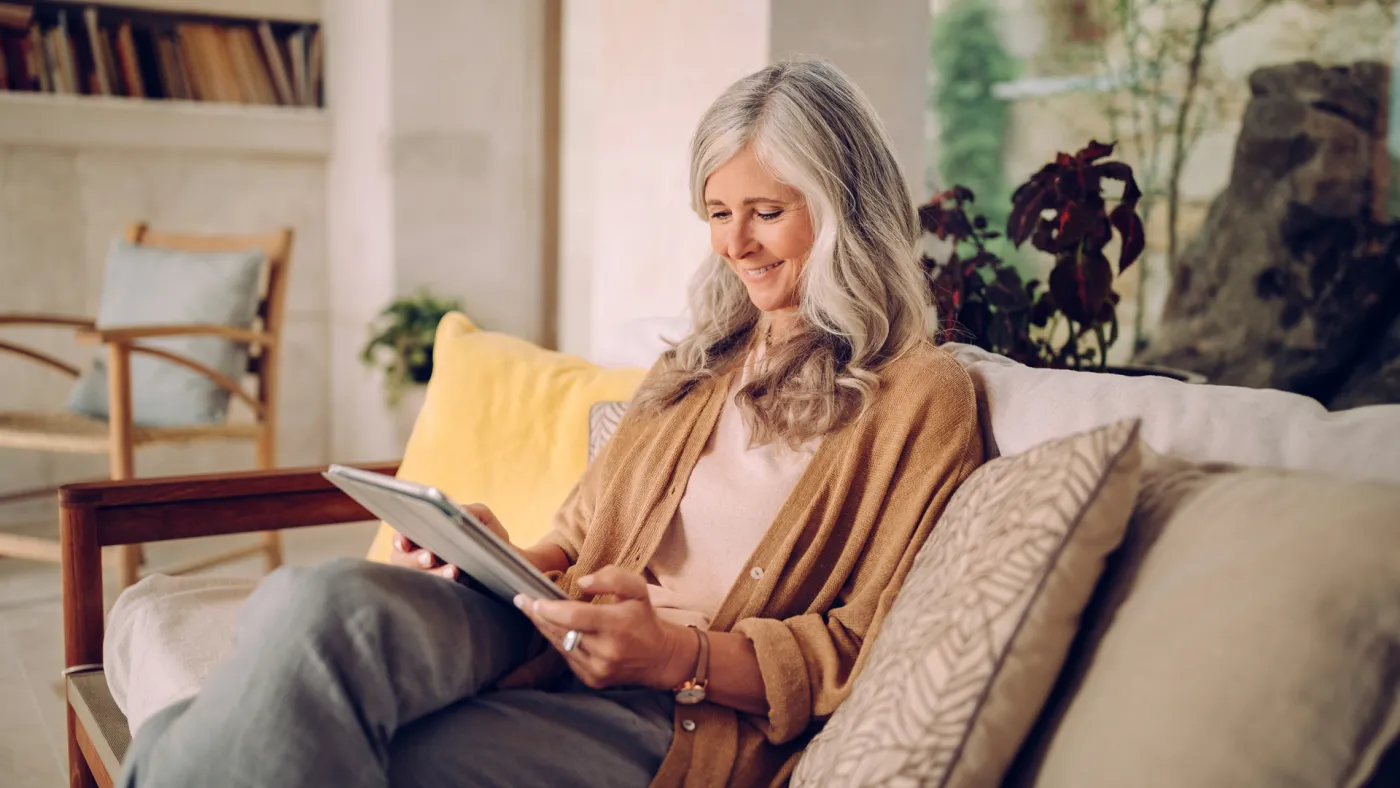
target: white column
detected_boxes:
[325,0,549,461]
[389,0,547,343]
[325,0,397,462]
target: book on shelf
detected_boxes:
[0,2,30,31]
[0,2,323,108]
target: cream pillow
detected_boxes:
[941,342,1400,483]
[105,575,259,735]
[792,419,1143,788]
[1006,452,1400,788]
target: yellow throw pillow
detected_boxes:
[365,312,647,563]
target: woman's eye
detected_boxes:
[757,210,783,221]
[709,211,731,221]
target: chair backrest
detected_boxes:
[122,222,294,441]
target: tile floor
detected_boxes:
[0,502,377,787]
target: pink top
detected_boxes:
[646,350,820,629]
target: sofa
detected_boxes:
[60,312,1400,787]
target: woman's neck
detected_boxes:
[762,310,800,344]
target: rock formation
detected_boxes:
[1136,61,1400,408]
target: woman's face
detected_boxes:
[704,147,814,315]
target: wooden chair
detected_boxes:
[59,462,398,788]
[0,222,293,589]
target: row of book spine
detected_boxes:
[0,3,323,107]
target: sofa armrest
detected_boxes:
[59,461,400,672]
[59,460,400,542]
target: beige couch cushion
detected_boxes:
[792,420,1143,788]
[1008,452,1400,788]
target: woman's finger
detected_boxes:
[463,503,497,527]
[389,545,442,571]
[515,596,584,649]
[392,532,419,553]
[462,503,511,543]
[529,598,614,632]
[576,565,649,601]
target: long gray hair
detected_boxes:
[632,58,930,448]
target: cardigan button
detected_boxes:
[681,719,697,732]
[749,566,764,580]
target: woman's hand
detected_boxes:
[515,566,696,691]
[388,502,510,582]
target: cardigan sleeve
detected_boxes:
[731,381,983,744]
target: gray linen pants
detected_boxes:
[118,558,675,787]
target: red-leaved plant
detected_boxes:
[924,140,1145,369]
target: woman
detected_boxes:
[120,57,982,788]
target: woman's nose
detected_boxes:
[724,222,760,262]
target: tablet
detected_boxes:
[322,464,566,602]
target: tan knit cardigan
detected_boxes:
[500,342,983,787]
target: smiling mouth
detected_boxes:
[743,260,785,277]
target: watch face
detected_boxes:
[675,687,706,705]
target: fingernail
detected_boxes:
[418,552,432,568]
[513,594,526,610]
[578,575,593,588]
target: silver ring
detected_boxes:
[562,630,582,653]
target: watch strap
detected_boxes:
[690,625,710,688]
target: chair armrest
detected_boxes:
[0,312,95,329]
[0,314,96,377]
[74,323,275,346]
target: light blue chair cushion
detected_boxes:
[67,240,266,427]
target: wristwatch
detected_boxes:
[673,625,710,705]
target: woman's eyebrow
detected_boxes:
[705,197,788,207]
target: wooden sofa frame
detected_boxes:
[59,461,398,788]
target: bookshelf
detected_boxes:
[0,0,327,155]
[93,1,321,23]
[0,89,327,155]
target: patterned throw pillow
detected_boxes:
[792,419,1143,788]
[588,401,629,463]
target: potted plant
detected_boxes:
[360,291,461,439]
[924,139,1198,381]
